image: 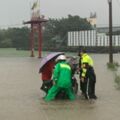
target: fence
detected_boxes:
[68,30,120,47]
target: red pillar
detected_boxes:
[38,23,42,58]
[30,24,34,57]
[24,19,47,57]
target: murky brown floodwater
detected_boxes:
[0,54,120,120]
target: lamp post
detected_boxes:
[108,0,113,63]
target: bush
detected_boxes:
[107,62,119,71]
[115,74,120,90]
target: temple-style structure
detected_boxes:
[24,0,47,57]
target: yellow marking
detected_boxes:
[60,64,71,70]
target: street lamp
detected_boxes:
[108,0,113,63]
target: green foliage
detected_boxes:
[107,62,120,90]
[0,27,30,50]
[43,15,93,50]
[0,15,92,51]
[9,27,30,50]
[107,62,119,71]
[115,74,120,90]
[0,38,12,47]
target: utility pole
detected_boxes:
[108,0,113,63]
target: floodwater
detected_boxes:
[0,54,120,120]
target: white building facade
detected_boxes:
[68,30,120,47]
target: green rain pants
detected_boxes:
[44,85,75,101]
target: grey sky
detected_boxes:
[0,0,120,28]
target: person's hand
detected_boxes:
[81,77,84,82]
[82,64,86,68]
[76,69,79,74]
[76,67,80,74]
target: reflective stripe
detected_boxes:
[86,78,90,99]
[81,73,86,77]
[60,64,71,70]
[81,68,87,77]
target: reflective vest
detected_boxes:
[81,53,93,67]
[81,53,94,78]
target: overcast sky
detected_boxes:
[0,0,120,28]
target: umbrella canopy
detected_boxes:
[39,52,64,73]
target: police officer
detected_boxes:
[44,55,75,101]
[79,49,97,100]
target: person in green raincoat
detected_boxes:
[44,55,76,101]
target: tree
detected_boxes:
[7,27,30,50]
[0,15,92,51]
[43,15,93,50]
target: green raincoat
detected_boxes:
[44,61,75,101]
[53,61,72,88]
